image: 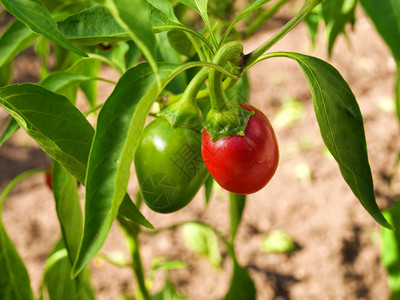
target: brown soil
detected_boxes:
[1,5,399,300]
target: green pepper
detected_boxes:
[134,117,208,213]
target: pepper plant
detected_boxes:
[0,0,397,299]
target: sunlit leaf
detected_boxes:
[0,20,36,68]
[260,52,391,229]
[0,0,87,56]
[72,63,177,277]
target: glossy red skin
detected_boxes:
[201,104,279,194]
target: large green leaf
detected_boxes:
[0,0,87,57]
[382,201,400,300]
[40,241,95,300]
[0,20,37,68]
[360,0,400,62]
[72,62,177,277]
[224,262,256,300]
[52,161,83,263]
[260,52,391,228]
[0,84,93,183]
[58,5,129,45]
[0,84,152,228]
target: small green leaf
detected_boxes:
[381,201,400,299]
[97,0,158,76]
[0,117,19,147]
[262,230,296,254]
[0,20,36,68]
[305,4,321,47]
[0,0,87,56]
[221,0,272,43]
[151,279,188,300]
[224,262,256,300]
[263,52,391,229]
[0,61,13,87]
[40,242,95,300]
[0,222,34,300]
[182,222,222,267]
[229,193,246,242]
[321,0,357,56]
[204,175,214,205]
[52,161,83,263]
[360,0,400,62]
[178,0,217,47]
[58,5,129,45]
[167,30,196,58]
[0,169,43,300]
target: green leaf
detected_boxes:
[40,242,95,300]
[221,0,272,43]
[0,61,13,87]
[97,0,158,75]
[52,161,83,262]
[261,230,296,254]
[178,0,208,21]
[0,20,37,68]
[0,169,43,300]
[321,0,357,56]
[262,52,391,229]
[151,279,188,300]
[148,0,181,25]
[0,222,34,300]
[360,0,400,62]
[178,0,216,47]
[0,84,93,183]
[224,262,256,300]
[0,118,19,147]
[305,3,321,47]
[167,30,196,58]
[0,84,152,230]
[397,63,400,122]
[229,193,246,242]
[0,0,87,57]
[381,201,400,299]
[226,73,250,105]
[58,5,130,45]
[182,222,222,267]
[204,175,213,205]
[72,63,176,277]
[156,31,186,93]
[41,72,97,94]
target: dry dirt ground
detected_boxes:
[1,4,399,300]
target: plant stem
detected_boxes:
[209,42,243,111]
[118,192,149,300]
[244,0,323,69]
[245,0,289,38]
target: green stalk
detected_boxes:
[118,193,149,300]
[244,0,323,69]
[208,42,244,112]
[205,41,254,141]
[245,0,289,38]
